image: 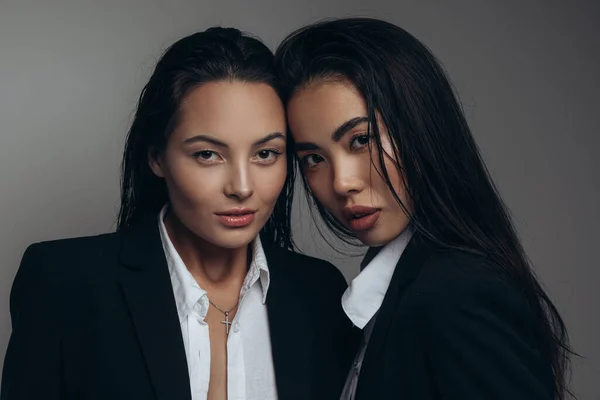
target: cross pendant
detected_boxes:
[221,311,232,335]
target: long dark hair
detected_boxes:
[117,27,295,250]
[275,17,572,398]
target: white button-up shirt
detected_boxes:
[158,205,278,400]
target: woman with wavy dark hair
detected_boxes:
[276,17,572,400]
[2,27,354,400]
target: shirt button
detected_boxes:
[233,322,241,333]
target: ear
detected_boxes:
[148,148,165,178]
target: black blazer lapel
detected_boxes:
[118,220,191,400]
[356,233,432,398]
[264,247,315,400]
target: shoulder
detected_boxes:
[277,248,344,276]
[9,232,121,322]
[268,247,348,295]
[396,250,543,361]
[414,249,523,299]
[405,249,532,323]
[24,232,120,259]
[13,232,122,294]
[21,232,121,269]
[391,249,555,398]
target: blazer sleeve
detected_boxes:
[415,264,554,400]
[1,244,62,400]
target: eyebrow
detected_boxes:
[184,134,227,147]
[331,116,369,142]
[253,132,285,146]
[294,116,370,152]
[183,132,285,148]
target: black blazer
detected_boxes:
[1,219,356,400]
[353,234,555,400]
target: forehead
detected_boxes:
[175,80,285,142]
[287,81,367,138]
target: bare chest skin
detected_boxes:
[205,299,239,400]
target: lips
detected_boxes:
[343,205,381,232]
[215,209,257,228]
[215,209,256,216]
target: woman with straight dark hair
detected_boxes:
[1,27,354,400]
[275,17,573,399]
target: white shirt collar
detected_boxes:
[341,228,413,329]
[246,234,271,304]
[157,204,271,324]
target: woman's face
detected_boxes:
[150,80,287,249]
[287,80,411,247]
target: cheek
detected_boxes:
[162,158,219,207]
[380,157,411,208]
[380,132,396,156]
[304,170,335,208]
[255,162,287,203]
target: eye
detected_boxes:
[253,149,282,164]
[300,154,324,169]
[350,134,371,150]
[193,150,221,163]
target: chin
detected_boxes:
[355,229,396,248]
[211,229,259,250]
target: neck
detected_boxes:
[164,210,249,294]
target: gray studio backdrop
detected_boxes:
[0,0,598,398]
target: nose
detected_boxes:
[332,157,365,197]
[224,161,254,201]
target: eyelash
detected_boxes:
[254,148,283,163]
[301,154,324,169]
[349,133,372,150]
[192,149,283,164]
[193,150,220,163]
[300,133,371,170]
